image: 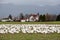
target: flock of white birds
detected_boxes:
[0,24,60,34]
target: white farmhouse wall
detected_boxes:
[21,20,26,22]
[29,16,34,22]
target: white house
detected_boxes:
[20,19,26,22]
[1,18,13,22]
[20,14,39,22]
[29,14,39,22]
[20,18,29,22]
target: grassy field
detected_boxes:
[0,21,60,40]
[0,33,60,40]
[0,21,60,24]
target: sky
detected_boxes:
[0,0,60,6]
[0,0,60,18]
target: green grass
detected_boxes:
[0,22,60,40]
[0,21,60,24]
[0,33,60,40]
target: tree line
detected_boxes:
[8,13,60,22]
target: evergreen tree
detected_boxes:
[8,14,12,19]
[56,14,60,21]
[42,14,45,21]
[39,14,46,22]
[39,15,43,22]
[19,13,24,19]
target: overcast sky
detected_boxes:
[0,0,60,6]
[0,0,60,18]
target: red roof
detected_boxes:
[20,18,27,20]
[30,14,38,17]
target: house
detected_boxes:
[20,19,26,22]
[29,14,39,22]
[20,18,29,22]
[20,13,39,22]
[1,18,13,22]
